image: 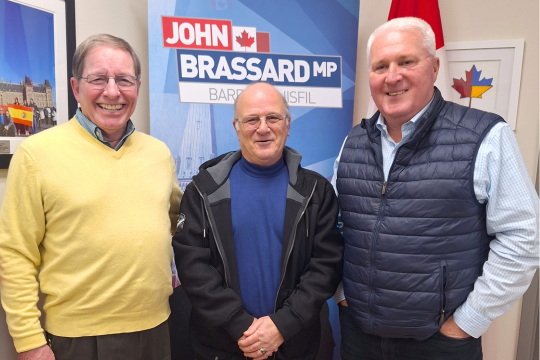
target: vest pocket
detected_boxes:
[439,260,448,325]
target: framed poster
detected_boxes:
[0,0,75,168]
[446,39,524,130]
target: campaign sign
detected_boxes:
[177,49,342,107]
[150,3,359,357]
[163,15,344,109]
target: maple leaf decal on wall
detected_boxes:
[235,29,255,50]
[452,65,493,108]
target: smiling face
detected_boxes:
[369,28,439,128]
[233,83,290,167]
[70,46,140,138]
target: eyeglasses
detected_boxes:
[237,113,288,130]
[78,74,139,90]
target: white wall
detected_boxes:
[0,0,538,359]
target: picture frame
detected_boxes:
[0,0,76,168]
[445,39,524,130]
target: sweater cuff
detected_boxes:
[14,333,47,353]
[452,302,492,338]
[223,308,255,341]
[333,282,345,304]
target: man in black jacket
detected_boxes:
[173,82,343,360]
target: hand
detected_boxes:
[237,317,257,342]
[238,316,284,359]
[339,299,348,307]
[18,345,55,360]
[439,315,471,339]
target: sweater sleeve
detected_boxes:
[0,146,47,352]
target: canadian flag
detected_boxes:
[367,0,450,117]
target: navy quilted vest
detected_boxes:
[337,89,503,340]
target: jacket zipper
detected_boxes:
[440,261,448,325]
[194,176,314,359]
[274,180,317,312]
[271,181,316,358]
[368,180,386,333]
[365,128,407,333]
[192,181,230,287]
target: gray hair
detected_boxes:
[72,34,141,80]
[366,17,436,66]
[233,82,290,130]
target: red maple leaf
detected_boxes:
[452,68,473,99]
[235,30,255,49]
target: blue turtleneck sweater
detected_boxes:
[230,156,289,318]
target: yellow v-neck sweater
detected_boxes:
[0,119,182,352]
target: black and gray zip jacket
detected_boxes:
[173,147,344,360]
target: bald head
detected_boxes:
[234,82,290,122]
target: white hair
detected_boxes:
[366,17,436,66]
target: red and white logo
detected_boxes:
[162,17,270,53]
[162,17,232,50]
[232,26,256,52]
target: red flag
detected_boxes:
[387,0,450,99]
[388,0,444,49]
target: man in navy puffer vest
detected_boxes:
[333,17,538,360]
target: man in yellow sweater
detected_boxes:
[0,34,182,360]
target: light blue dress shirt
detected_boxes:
[332,101,539,338]
[75,108,135,150]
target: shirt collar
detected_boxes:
[376,96,435,133]
[75,108,135,150]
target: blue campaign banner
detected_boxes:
[149,1,359,358]
[176,49,342,87]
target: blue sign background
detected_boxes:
[149,1,359,358]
